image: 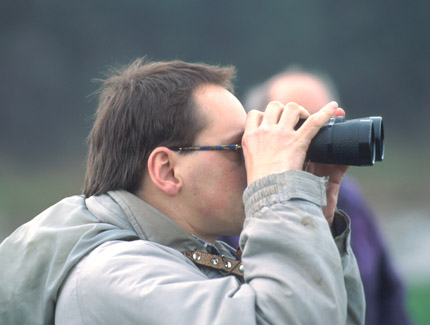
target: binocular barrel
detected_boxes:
[300,116,384,166]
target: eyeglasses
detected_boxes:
[169,144,242,152]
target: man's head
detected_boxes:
[84,58,236,197]
[244,68,338,114]
[152,84,247,241]
[84,58,247,242]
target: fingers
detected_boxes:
[262,101,310,129]
[247,101,341,140]
[333,107,345,118]
[245,101,286,131]
[260,101,284,126]
[314,101,339,123]
[279,102,310,129]
[245,109,263,130]
[297,101,339,139]
[246,101,310,131]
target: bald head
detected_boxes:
[267,73,334,114]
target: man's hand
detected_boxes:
[306,162,349,226]
[242,101,347,226]
[242,101,340,183]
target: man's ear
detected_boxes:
[147,147,182,196]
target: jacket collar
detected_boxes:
[106,190,234,257]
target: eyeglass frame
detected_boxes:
[169,144,242,152]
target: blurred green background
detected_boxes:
[1,1,429,323]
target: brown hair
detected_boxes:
[83,58,236,197]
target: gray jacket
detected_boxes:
[0,170,365,324]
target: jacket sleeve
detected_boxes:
[332,209,366,324]
[56,170,365,325]
[240,170,365,324]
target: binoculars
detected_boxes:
[299,116,384,166]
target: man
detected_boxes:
[0,58,364,324]
[220,68,411,325]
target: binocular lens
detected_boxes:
[302,116,384,166]
[370,116,384,161]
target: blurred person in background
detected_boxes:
[220,67,412,325]
[0,58,365,324]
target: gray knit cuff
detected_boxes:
[243,170,328,216]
